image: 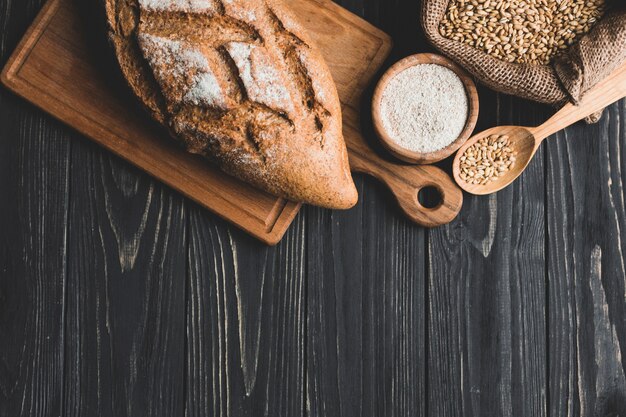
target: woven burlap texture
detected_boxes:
[421,0,626,106]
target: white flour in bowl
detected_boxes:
[379,64,468,154]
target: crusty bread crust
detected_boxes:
[104,0,358,209]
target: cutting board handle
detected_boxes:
[350,153,463,227]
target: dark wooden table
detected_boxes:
[2,1,626,416]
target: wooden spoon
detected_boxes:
[453,60,626,195]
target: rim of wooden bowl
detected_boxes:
[371,53,480,165]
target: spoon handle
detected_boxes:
[534,60,626,140]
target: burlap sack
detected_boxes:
[421,1,626,110]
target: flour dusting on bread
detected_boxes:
[139,0,218,13]
[184,72,227,108]
[296,46,329,107]
[225,42,294,116]
[222,0,260,23]
[138,33,227,108]
[139,34,207,76]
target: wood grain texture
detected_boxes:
[427,89,548,417]
[0,1,69,416]
[185,206,306,417]
[305,9,425,417]
[1,0,626,417]
[546,99,626,417]
[306,190,427,417]
[62,141,187,417]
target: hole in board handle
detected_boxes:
[417,185,443,210]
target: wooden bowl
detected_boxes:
[371,53,479,165]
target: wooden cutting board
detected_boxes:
[2,0,464,245]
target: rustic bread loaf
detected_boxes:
[103,0,358,209]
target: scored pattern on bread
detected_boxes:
[137,34,231,110]
[105,0,358,209]
[224,41,296,117]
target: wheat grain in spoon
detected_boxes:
[453,60,626,195]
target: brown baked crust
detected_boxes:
[103,0,358,209]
